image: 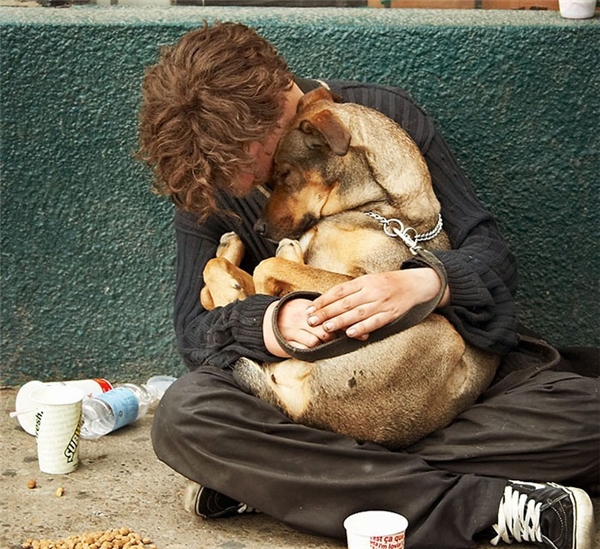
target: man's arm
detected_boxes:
[173,208,279,370]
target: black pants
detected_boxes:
[151,340,599,549]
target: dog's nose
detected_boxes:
[254,218,267,235]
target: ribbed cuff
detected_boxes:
[234,294,280,358]
[403,251,491,309]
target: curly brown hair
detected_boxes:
[138,22,294,219]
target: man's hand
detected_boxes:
[263,298,337,358]
[305,268,450,340]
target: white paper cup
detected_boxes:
[344,510,408,549]
[559,0,596,19]
[31,385,84,474]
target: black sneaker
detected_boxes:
[183,481,257,518]
[491,480,594,549]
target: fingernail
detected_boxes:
[306,306,315,314]
[308,316,318,326]
[347,327,356,337]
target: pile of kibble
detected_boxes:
[21,527,157,549]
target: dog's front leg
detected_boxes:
[201,232,256,309]
[201,257,256,309]
[253,257,353,297]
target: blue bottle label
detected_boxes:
[96,387,139,431]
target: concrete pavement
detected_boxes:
[2,387,597,549]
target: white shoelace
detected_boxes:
[236,503,258,514]
[491,484,543,545]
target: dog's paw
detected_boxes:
[217,231,241,252]
[216,232,245,264]
[276,238,304,263]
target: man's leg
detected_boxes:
[152,365,506,547]
[152,363,598,547]
[408,368,599,494]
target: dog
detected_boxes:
[201,87,499,449]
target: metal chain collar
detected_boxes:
[366,211,443,255]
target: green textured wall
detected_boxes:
[0,7,598,386]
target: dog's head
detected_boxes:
[255,87,437,242]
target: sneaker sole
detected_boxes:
[550,483,595,549]
[182,481,202,515]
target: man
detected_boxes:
[138,22,598,549]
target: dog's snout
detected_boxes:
[254,216,284,243]
[254,218,267,236]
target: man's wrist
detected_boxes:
[262,301,289,358]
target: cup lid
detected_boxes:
[14,380,45,435]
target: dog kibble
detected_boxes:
[26,479,37,489]
[55,486,64,497]
[22,528,156,549]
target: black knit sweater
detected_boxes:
[172,79,518,370]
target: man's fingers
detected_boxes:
[346,312,393,338]
[308,293,366,328]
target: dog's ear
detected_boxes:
[297,87,334,112]
[299,110,351,156]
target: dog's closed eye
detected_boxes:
[276,165,291,180]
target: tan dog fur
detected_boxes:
[201,88,499,449]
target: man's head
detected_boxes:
[138,22,296,219]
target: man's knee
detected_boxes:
[151,367,241,452]
[151,370,214,460]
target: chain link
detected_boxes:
[366,212,443,255]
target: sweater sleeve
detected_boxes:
[173,208,278,370]
[422,128,518,354]
[327,81,518,354]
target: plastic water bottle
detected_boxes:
[80,376,176,440]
